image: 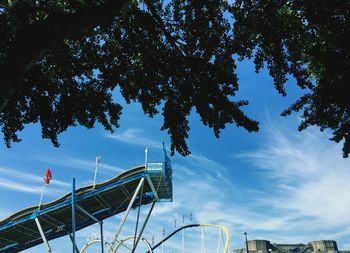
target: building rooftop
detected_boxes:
[234,240,349,253]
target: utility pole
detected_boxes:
[244,232,249,253]
[145,146,148,169]
[162,228,165,253]
[93,156,101,189]
[182,215,185,253]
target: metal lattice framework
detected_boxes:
[0,151,172,253]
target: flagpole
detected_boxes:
[93,156,101,189]
[145,146,148,170]
[39,168,52,210]
[38,184,46,210]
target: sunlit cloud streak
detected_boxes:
[235,119,350,244]
[33,155,123,175]
[0,166,70,187]
[105,129,162,149]
[0,177,66,196]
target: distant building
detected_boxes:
[234,240,349,253]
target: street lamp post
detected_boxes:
[244,232,249,253]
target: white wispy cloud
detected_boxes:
[0,166,70,198]
[0,178,43,193]
[235,119,350,246]
[0,166,70,187]
[33,155,123,175]
[0,177,65,196]
[188,153,231,180]
[105,129,162,149]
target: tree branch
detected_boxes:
[144,0,186,57]
[0,0,132,110]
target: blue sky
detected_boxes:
[0,59,349,253]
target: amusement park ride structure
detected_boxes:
[0,145,230,253]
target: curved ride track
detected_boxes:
[150,224,230,253]
[80,224,229,253]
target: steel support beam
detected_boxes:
[72,178,76,253]
[76,203,105,253]
[68,233,80,253]
[145,175,159,200]
[34,217,52,253]
[100,221,104,253]
[76,204,99,222]
[133,179,144,248]
[131,199,156,253]
[110,177,145,248]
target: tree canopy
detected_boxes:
[0,0,349,157]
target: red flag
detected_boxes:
[43,168,52,185]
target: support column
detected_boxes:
[133,179,144,248]
[72,178,76,253]
[110,177,145,248]
[35,217,52,253]
[76,205,99,222]
[76,204,104,253]
[68,233,80,253]
[131,199,156,253]
[100,221,104,253]
[145,175,159,200]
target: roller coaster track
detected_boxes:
[80,223,230,253]
[149,224,230,253]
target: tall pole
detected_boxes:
[111,178,145,248]
[93,156,101,189]
[145,146,148,170]
[161,228,165,253]
[131,200,156,253]
[100,221,104,253]
[72,178,76,253]
[38,184,46,210]
[35,217,52,253]
[182,215,185,253]
[201,228,205,253]
[244,232,249,253]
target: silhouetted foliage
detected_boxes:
[232,0,350,157]
[0,0,349,157]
